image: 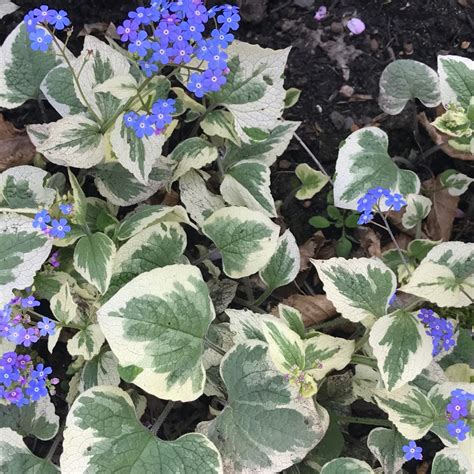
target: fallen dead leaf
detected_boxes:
[416,461,430,474]
[299,231,326,271]
[381,232,412,253]
[0,115,36,171]
[277,294,337,327]
[356,227,381,257]
[423,177,459,241]
[418,112,474,161]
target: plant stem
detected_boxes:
[335,415,393,428]
[351,354,378,369]
[294,133,334,185]
[46,423,64,461]
[150,401,175,435]
[204,338,226,356]
[354,331,369,351]
[253,287,274,307]
[233,297,266,313]
[379,212,412,277]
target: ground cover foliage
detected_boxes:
[0,0,472,472]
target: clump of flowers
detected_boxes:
[416,308,455,356]
[32,203,73,240]
[115,0,240,139]
[24,5,71,51]
[0,296,58,406]
[402,440,423,461]
[356,187,407,225]
[446,388,473,441]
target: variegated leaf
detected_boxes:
[367,427,407,474]
[402,194,432,230]
[295,164,330,200]
[438,55,474,109]
[98,265,215,402]
[67,323,105,361]
[440,170,473,197]
[432,447,472,474]
[320,457,374,473]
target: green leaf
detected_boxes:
[202,206,280,278]
[367,427,407,474]
[401,193,432,230]
[278,304,305,339]
[73,233,116,294]
[209,42,291,142]
[67,323,105,360]
[295,164,330,200]
[50,282,78,325]
[379,59,441,114]
[259,230,300,291]
[32,114,104,169]
[221,160,276,217]
[0,166,56,212]
[440,169,473,197]
[344,213,360,228]
[169,137,219,182]
[0,428,59,473]
[432,448,472,474]
[79,349,120,392]
[116,204,190,241]
[320,458,374,473]
[67,169,87,226]
[41,63,87,116]
[284,87,302,109]
[438,55,474,109]
[34,271,76,301]
[407,239,440,261]
[334,127,420,210]
[369,310,433,391]
[223,121,300,168]
[105,222,187,299]
[201,109,241,145]
[94,162,171,207]
[401,241,474,307]
[197,342,329,473]
[226,308,269,343]
[0,396,59,441]
[60,386,222,473]
[0,24,62,108]
[309,216,331,229]
[374,384,437,439]
[179,170,225,227]
[326,205,342,221]
[312,257,396,324]
[335,235,352,258]
[0,213,52,306]
[98,264,216,401]
[110,112,166,184]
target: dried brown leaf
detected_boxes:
[418,112,474,161]
[423,177,459,241]
[0,115,35,171]
[298,231,326,271]
[278,294,337,327]
[356,227,381,257]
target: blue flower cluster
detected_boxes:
[402,440,422,461]
[124,98,176,138]
[417,308,455,356]
[117,1,240,139]
[24,5,71,52]
[0,297,58,406]
[356,187,407,225]
[446,389,473,441]
[33,204,72,239]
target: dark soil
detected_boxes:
[0,0,473,468]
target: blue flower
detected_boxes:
[447,397,468,420]
[124,111,139,129]
[133,115,155,138]
[49,9,71,30]
[152,42,171,64]
[181,20,204,41]
[195,40,214,62]
[21,327,39,347]
[59,203,73,215]
[211,28,234,48]
[32,5,55,24]
[357,194,377,213]
[33,210,51,230]
[24,12,40,32]
[26,379,48,401]
[139,60,159,77]
[203,69,227,92]
[402,440,422,461]
[5,387,24,405]
[385,193,406,211]
[357,212,373,225]
[117,19,139,42]
[447,420,470,441]
[155,22,178,46]
[208,49,228,70]
[50,218,71,239]
[29,29,53,52]
[217,11,241,33]
[128,7,151,25]
[128,30,151,57]
[20,296,40,309]
[7,325,26,345]
[32,364,52,380]
[171,41,193,64]
[451,389,474,401]
[187,73,206,98]
[37,317,56,337]
[188,4,208,23]
[417,308,434,324]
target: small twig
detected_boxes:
[204,337,226,356]
[150,401,175,435]
[294,133,334,185]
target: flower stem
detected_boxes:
[150,401,175,435]
[351,353,378,369]
[294,133,333,185]
[204,338,226,356]
[253,287,274,307]
[335,414,393,428]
